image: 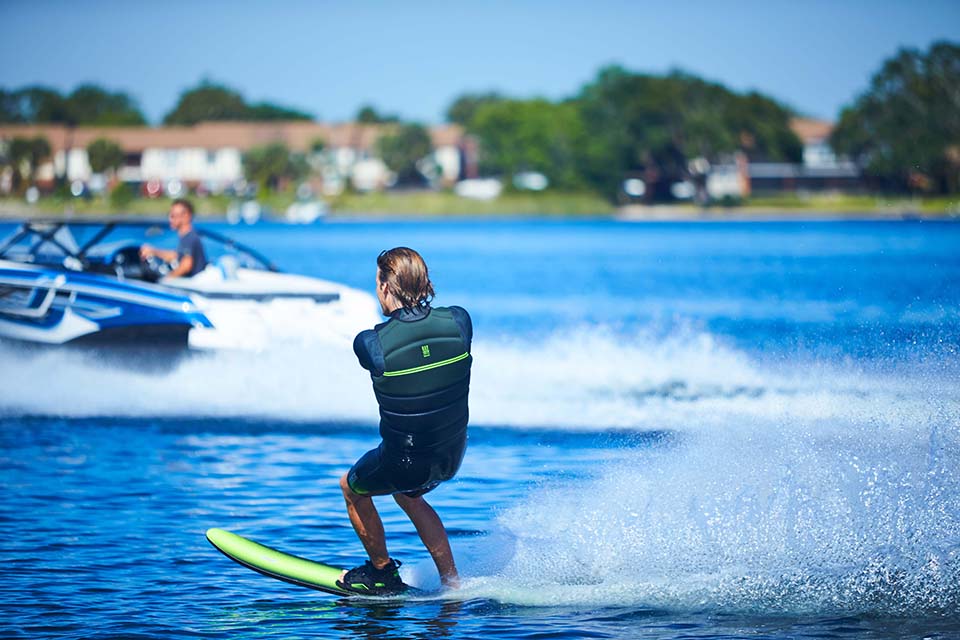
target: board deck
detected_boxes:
[206,528,424,598]
[206,528,355,596]
[207,527,424,598]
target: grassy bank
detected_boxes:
[742,193,960,215]
[1,190,958,220]
[0,195,234,219]
[0,189,614,219]
[328,190,613,216]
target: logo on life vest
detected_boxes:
[421,344,431,358]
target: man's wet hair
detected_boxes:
[377,247,435,308]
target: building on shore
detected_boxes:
[747,118,862,194]
[699,118,861,201]
[0,121,474,196]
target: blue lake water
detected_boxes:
[1,218,959,638]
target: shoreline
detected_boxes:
[1,195,958,222]
[613,205,957,222]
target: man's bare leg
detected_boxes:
[339,473,390,568]
[393,492,459,587]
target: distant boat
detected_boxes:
[226,200,263,225]
[513,171,549,191]
[285,200,328,224]
[454,178,503,201]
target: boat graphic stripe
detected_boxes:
[382,352,470,377]
[0,274,199,314]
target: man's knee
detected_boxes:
[340,473,359,500]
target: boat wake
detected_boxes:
[0,324,954,432]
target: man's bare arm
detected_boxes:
[165,254,193,279]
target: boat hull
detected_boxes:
[0,260,211,347]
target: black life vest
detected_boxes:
[371,306,472,453]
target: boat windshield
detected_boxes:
[0,222,85,265]
[0,220,277,274]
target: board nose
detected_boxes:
[206,528,229,544]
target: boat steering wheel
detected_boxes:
[140,255,172,282]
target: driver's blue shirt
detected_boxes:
[177,230,207,276]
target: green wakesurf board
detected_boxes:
[206,528,419,597]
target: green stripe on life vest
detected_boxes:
[382,351,470,377]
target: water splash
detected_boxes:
[464,410,960,615]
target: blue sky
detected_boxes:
[2,0,958,125]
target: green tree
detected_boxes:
[724,91,803,162]
[468,98,587,189]
[0,89,24,123]
[0,86,72,124]
[246,102,313,121]
[66,85,146,125]
[0,85,146,125]
[576,66,800,199]
[832,41,960,193]
[163,82,249,125]
[243,142,307,191]
[8,136,51,191]
[356,104,398,124]
[86,138,125,174]
[375,123,433,184]
[445,92,504,126]
[164,81,315,125]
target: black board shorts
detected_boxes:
[347,441,466,498]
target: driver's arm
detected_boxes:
[165,254,193,279]
[140,244,178,262]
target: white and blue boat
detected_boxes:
[0,219,380,350]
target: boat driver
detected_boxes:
[337,247,473,595]
[139,198,208,278]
